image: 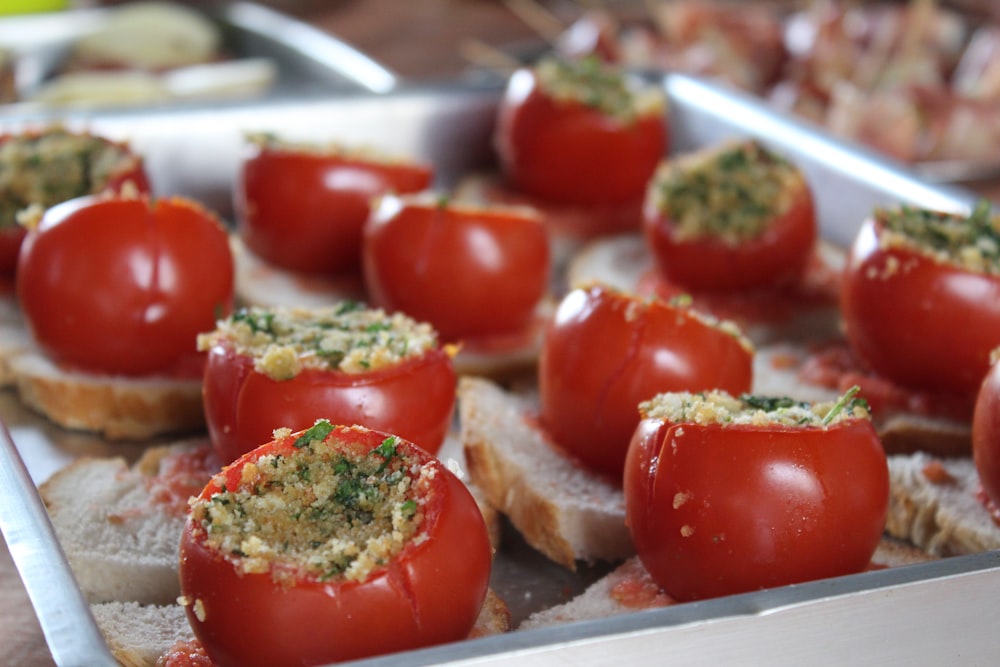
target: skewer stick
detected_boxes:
[503,0,567,43]
[458,38,525,76]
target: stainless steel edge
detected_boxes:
[0,421,117,667]
[219,2,399,94]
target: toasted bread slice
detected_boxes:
[39,440,217,605]
[9,350,205,441]
[458,375,633,570]
[885,452,1000,556]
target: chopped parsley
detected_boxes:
[877,200,1000,274]
[650,140,803,244]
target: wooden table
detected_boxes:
[3,1,1000,664]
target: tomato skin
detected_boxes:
[179,425,492,667]
[203,340,456,464]
[494,66,666,206]
[624,416,888,601]
[643,169,817,292]
[973,358,1000,514]
[17,194,233,377]
[236,146,432,276]
[538,284,753,478]
[363,195,551,342]
[841,217,1000,397]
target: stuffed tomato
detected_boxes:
[643,139,817,292]
[0,126,149,278]
[17,191,232,377]
[494,56,667,208]
[199,304,457,464]
[841,202,1000,398]
[363,193,551,343]
[624,388,888,601]
[180,421,492,667]
[235,133,433,276]
[538,282,754,478]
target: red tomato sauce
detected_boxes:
[636,243,841,329]
[156,639,215,667]
[609,559,675,610]
[798,341,974,423]
[145,445,221,518]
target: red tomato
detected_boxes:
[973,356,1000,522]
[494,58,667,207]
[642,140,817,292]
[236,137,433,276]
[363,194,551,342]
[17,193,233,377]
[0,128,149,278]
[624,392,889,601]
[841,208,1000,397]
[180,422,492,667]
[538,283,754,478]
[201,306,457,464]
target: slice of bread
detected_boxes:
[9,350,205,441]
[457,375,633,570]
[39,440,217,605]
[91,601,195,667]
[94,588,512,667]
[885,452,1000,556]
[518,536,935,631]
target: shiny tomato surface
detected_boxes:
[17,194,233,377]
[624,413,888,601]
[538,283,754,478]
[180,424,492,667]
[363,195,551,342]
[973,358,1000,520]
[236,143,433,276]
[644,181,816,292]
[494,62,666,206]
[642,149,817,292]
[841,216,1000,397]
[203,340,456,464]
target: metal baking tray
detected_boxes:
[0,1,397,111]
[1,73,998,666]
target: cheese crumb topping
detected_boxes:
[648,139,804,244]
[640,387,870,428]
[189,422,428,585]
[534,56,666,122]
[876,201,1000,274]
[197,303,439,381]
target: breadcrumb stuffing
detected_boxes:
[875,201,1000,274]
[197,303,439,381]
[648,139,805,245]
[0,127,141,229]
[640,387,870,428]
[534,56,666,122]
[188,422,428,586]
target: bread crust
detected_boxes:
[459,376,633,570]
[10,351,204,441]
